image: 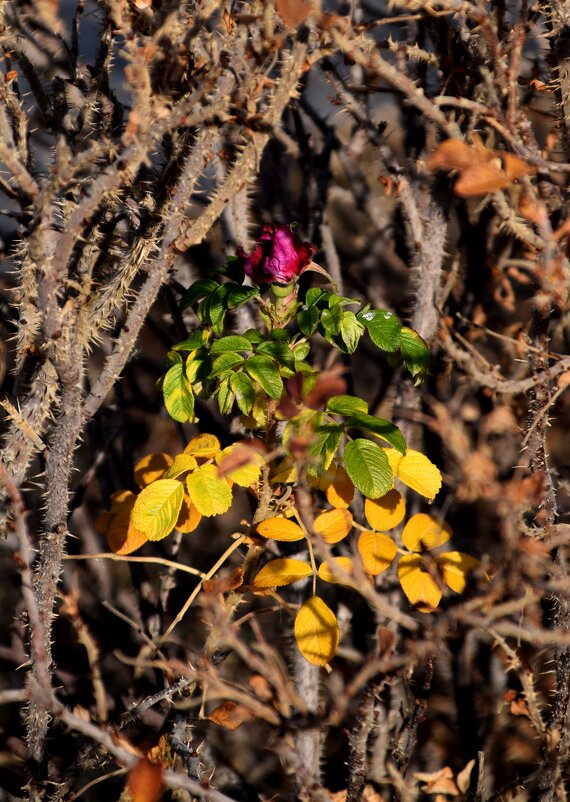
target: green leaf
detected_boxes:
[227,284,260,309]
[230,372,255,415]
[164,350,183,368]
[163,363,195,422]
[210,336,253,354]
[329,294,361,307]
[340,311,365,354]
[343,439,393,499]
[270,328,291,342]
[201,285,230,334]
[216,378,235,415]
[321,304,343,336]
[400,327,430,385]
[243,329,263,344]
[308,424,343,473]
[186,356,210,384]
[306,288,329,307]
[179,279,219,311]
[346,413,406,454]
[213,257,245,283]
[245,356,284,400]
[297,307,320,337]
[326,395,368,416]
[211,352,245,376]
[293,341,310,361]
[358,308,402,352]
[256,341,295,371]
[283,409,322,451]
[172,330,205,352]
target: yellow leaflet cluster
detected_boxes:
[252,459,477,666]
[269,448,442,503]
[95,435,263,553]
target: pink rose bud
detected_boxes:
[237,224,316,285]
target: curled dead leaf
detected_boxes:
[202,567,244,595]
[126,758,164,802]
[207,701,255,731]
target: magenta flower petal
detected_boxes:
[237,224,317,285]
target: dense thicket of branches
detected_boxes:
[1,0,570,800]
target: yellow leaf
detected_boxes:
[134,453,173,489]
[364,489,405,531]
[402,513,451,552]
[256,517,305,542]
[318,556,354,584]
[313,509,353,544]
[398,553,442,611]
[186,464,233,517]
[175,494,202,533]
[269,459,297,484]
[183,434,221,459]
[252,558,312,588]
[294,596,339,666]
[131,479,184,541]
[215,444,263,487]
[357,531,397,575]
[325,466,354,509]
[438,551,478,593]
[162,453,198,479]
[383,449,442,501]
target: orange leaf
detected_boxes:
[175,494,202,533]
[426,140,482,172]
[437,550,478,593]
[110,489,135,508]
[207,701,254,731]
[325,466,354,509]
[402,513,451,552]
[357,531,397,575]
[398,553,442,612]
[126,758,163,802]
[276,0,313,28]
[257,517,305,542]
[313,508,353,544]
[252,558,312,588]
[294,596,339,666]
[107,497,148,555]
[364,490,405,531]
[454,162,510,197]
[502,152,536,181]
[318,556,354,585]
[414,766,458,795]
[134,453,173,489]
[94,511,113,535]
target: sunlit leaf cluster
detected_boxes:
[253,469,478,665]
[96,435,263,551]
